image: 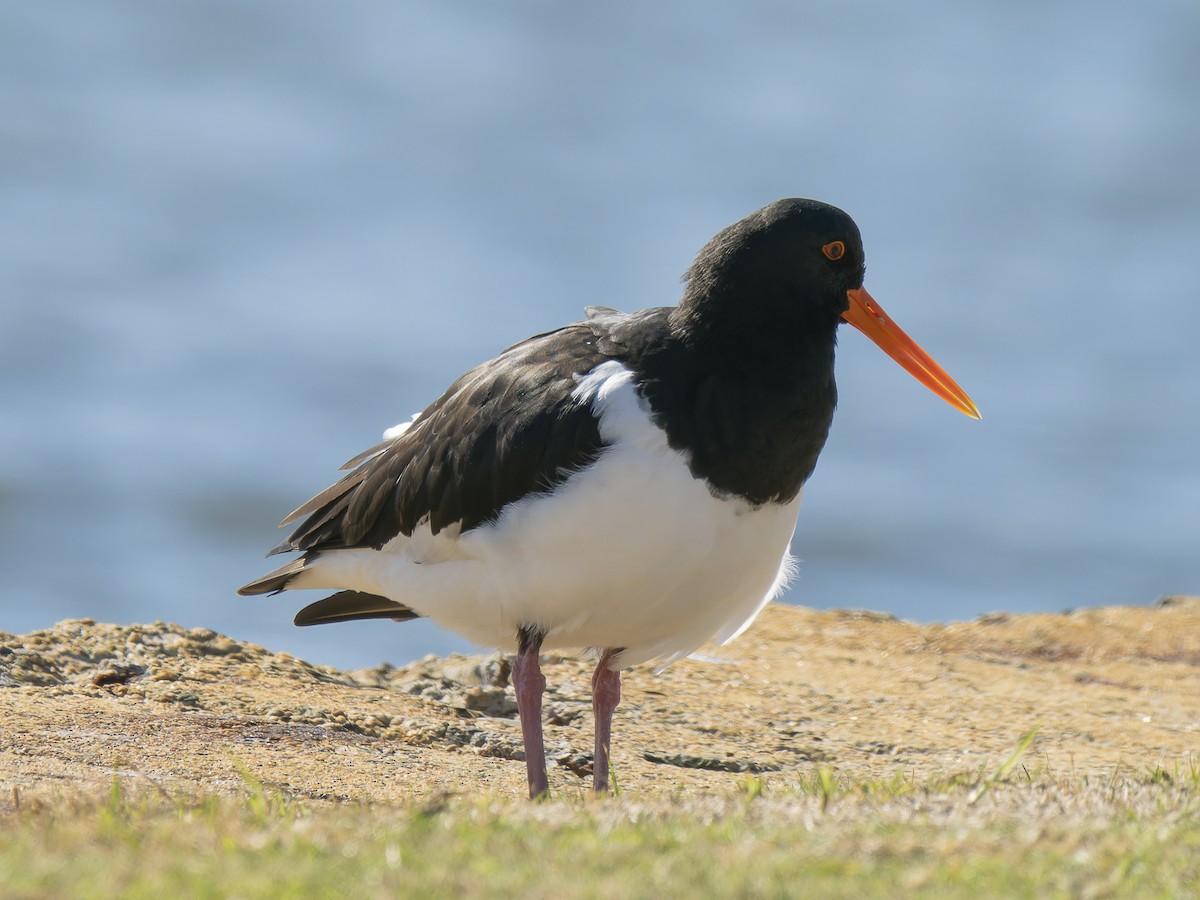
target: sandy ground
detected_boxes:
[2,598,1197,807]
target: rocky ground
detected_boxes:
[2,597,1198,807]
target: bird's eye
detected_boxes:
[822,241,845,261]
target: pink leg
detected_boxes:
[591,648,622,795]
[511,627,548,800]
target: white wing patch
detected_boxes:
[382,412,423,441]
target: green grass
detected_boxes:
[3,763,1199,899]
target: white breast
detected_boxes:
[291,361,802,669]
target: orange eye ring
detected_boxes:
[822,241,845,261]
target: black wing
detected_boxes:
[270,322,613,556]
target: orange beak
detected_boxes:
[841,287,981,419]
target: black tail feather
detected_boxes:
[293,591,421,627]
[237,556,309,596]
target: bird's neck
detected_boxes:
[632,298,841,505]
[673,277,840,363]
[668,277,843,391]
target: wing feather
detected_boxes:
[273,323,612,555]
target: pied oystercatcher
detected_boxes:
[239,198,980,799]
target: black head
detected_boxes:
[675,199,867,342]
[668,198,981,417]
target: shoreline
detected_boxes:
[2,598,1198,807]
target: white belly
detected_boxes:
[292,362,802,669]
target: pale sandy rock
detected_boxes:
[1,598,1197,806]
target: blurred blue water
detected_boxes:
[1,1,1196,669]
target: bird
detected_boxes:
[239,198,980,800]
